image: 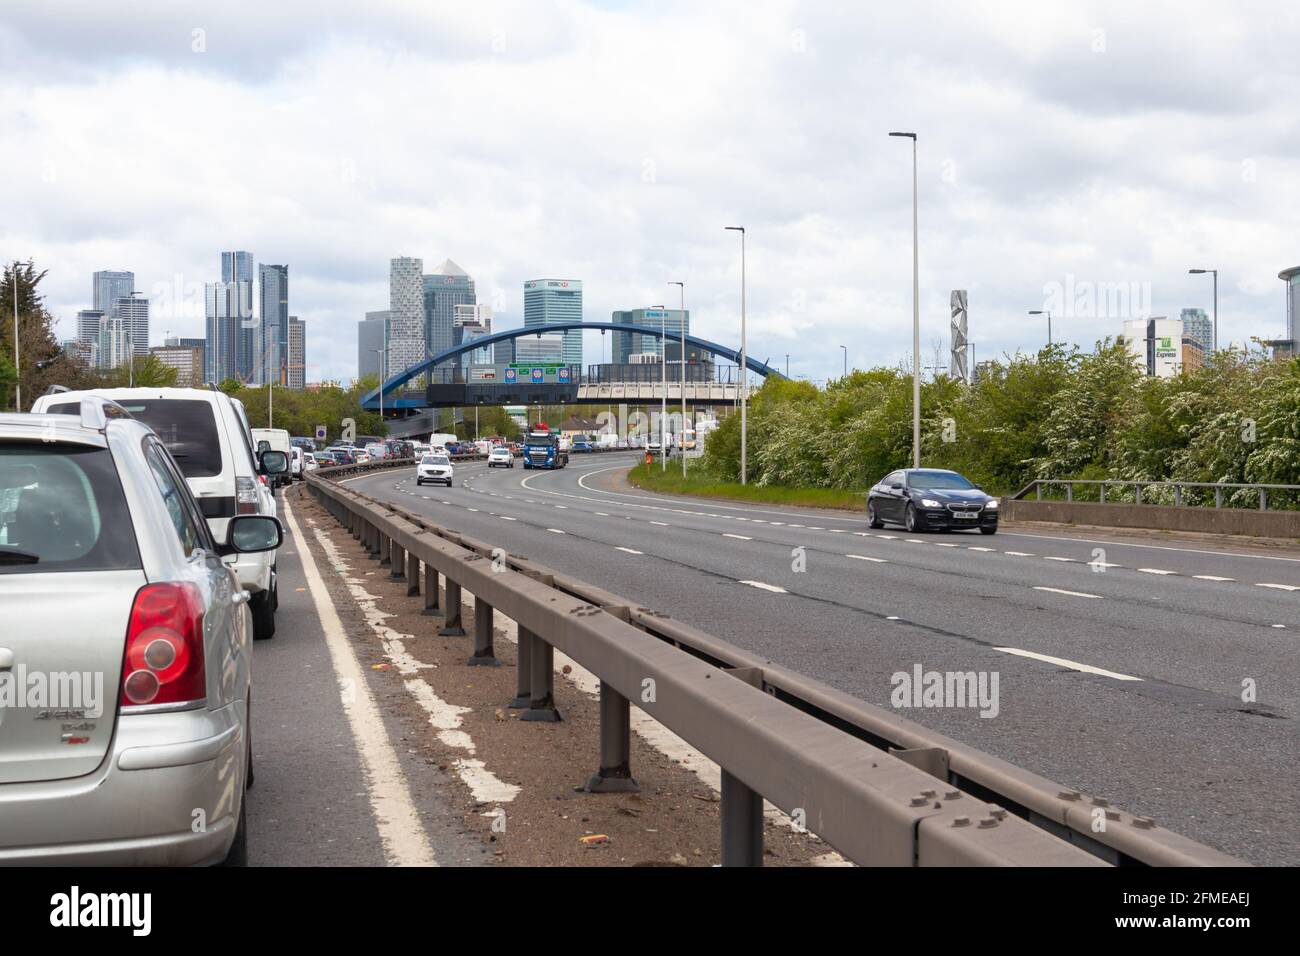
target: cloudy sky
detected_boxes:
[3,0,1298,384]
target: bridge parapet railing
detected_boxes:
[1014,479,1300,511]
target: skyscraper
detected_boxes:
[524,279,583,367]
[1180,308,1212,354]
[259,264,289,385]
[611,307,687,363]
[388,257,424,382]
[423,259,475,363]
[287,316,305,389]
[76,309,104,359]
[358,311,388,381]
[206,252,256,383]
[115,296,150,359]
[93,271,134,318]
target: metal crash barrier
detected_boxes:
[304,460,1245,868]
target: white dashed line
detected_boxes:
[968,547,996,552]
[1043,556,1075,562]
[1137,568,1177,575]
[1032,586,1102,599]
[547,528,566,534]
[739,580,787,593]
[1257,583,1300,592]
[933,542,958,548]
[722,533,752,540]
[1194,575,1234,582]
[649,521,669,526]
[499,516,516,521]
[1004,551,1034,557]
[615,547,644,555]
[846,554,887,563]
[993,647,1142,681]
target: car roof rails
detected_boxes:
[43,384,71,396]
[79,396,133,432]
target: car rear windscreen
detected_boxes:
[0,444,141,573]
[48,399,223,478]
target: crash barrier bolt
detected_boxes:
[405,550,420,597]
[439,578,467,636]
[720,768,764,867]
[468,599,499,666]
[509,624,534,709]
[584,680,639,793]
[390,542,407,582]
[423,563,441,616]
[521,632,561,722]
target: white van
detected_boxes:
[427,433,459,451]
[32,386,287,639]
[252,428,292,487]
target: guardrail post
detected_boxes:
[1260,488,1268,511]
[367,522,381,559]
[584,681,639,793]
[1035,482,1042,501]
[423,564,441,616]
[468,599,498,666]
[405,551,420,597]
[1136,484,1143,505]
[1065,483,1072,503]
[521,633,561,722]
[1099,483,1106,504]
[509,625,533,708]
[1215,486,1223,508]
[379,532,392,567]
[390,542,406,582]
[720,769,763,866]
[1175,484,1182,507]
[439,579,467,636]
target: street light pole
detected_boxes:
[840,344,847,378]
[651,304,667,470]
[669,281,686,476]
[12,264,19,412]
[725,226,747,483]
[1189,269,1218,351]
[889,132,920,469]
[1028,310,1052,347]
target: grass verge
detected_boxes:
[626,461,867,511]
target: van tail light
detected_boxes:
[236,476,260,513]
[120,582,207,709]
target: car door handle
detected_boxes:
[0,648,14,670]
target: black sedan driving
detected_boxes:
[867,468,999,534]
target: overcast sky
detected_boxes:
[3,0,1298,384]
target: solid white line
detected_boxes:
[1032,586,1102,599]
[722,533,752,540]
[739,580,787,593]
[846,554,887,563]
[615,546,643,555]
[281,500,438,866]
[993,646,1143,681]
[1257,582,1300,591]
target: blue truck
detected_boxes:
[522,428,568,469]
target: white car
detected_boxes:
[289,445,304,480]
[0,397,284,865]
[416,453,454,486]
[487,446,514,468]
[302,452,319,473]
[31,386,285,640]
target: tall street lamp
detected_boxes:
[11,262,19,412]
[889,132,920,469]
[369,348,385,423]
[724,226,747,483]
[840,344,848,378]
[669,281,687,475]
[1189,268,1218,351]
[1028,309,1052,346]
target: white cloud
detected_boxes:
[2,0,1298,384]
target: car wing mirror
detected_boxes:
[220,515,284,556]
[259,449,289,475]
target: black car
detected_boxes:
[867,468,998,534]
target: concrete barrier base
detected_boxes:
[1003,499,1300,539]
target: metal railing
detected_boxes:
[1015,479,1300,511]
[305,460,1245,867]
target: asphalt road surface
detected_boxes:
[344,451,1300,865]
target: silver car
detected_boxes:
[0,398,285,865]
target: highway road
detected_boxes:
[345,451,1300,865]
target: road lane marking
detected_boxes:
[499,516,516,521]
[739,580,787,593]
[1257,583,1300,591]
[1032,586,1102,599]
[547,528,566,534]
[649,520,669,526]
[282,501,438,866]
[595,512,610,516]
[992,647,1143,681]
[1043,556,1075,562]
[615,546,644,555]
[1004,551,1034,556]
[1194,575,1234,581]
[968,546,996,552]
[1137,568,1177,575]
[933,542,958,547]
[722,533,752,540]
[846,554,887,563]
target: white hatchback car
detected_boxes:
[0,398,284,865]
[415,453,454,486]
[32,387,285,640]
